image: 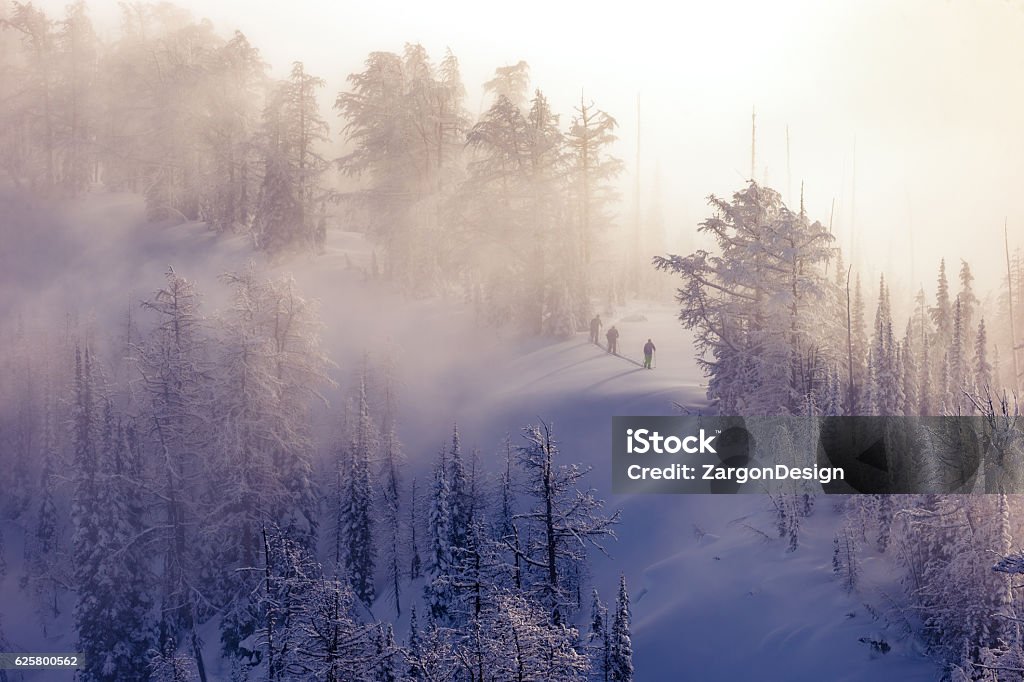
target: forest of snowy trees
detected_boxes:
[0,266,631,681]
[0,2,649,679]
[654,181,1024,679]
[0,0,646,339]
[4,0,1024,680]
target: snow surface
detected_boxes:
[0,191,942,679]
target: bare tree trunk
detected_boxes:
[846,265,855,414]
[1005,219,1020,393]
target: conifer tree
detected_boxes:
[950,296,967,409]
[343,375,377,606]
[425,446,453,622]
[380,418,404,616]
[975,319,992,393]
[931,259,953,351]
[409,477,422,581]
[653,183,835,414]
[919,332,933,415]
[610,575,634,682]
[77,404,154,680]
[851,274,869,412]
[831,520,859,592]
[958,260,978,338]
[136,270,210,674]
[589,588,611,682]
[902,320,919,416]
[447,423,471,562]
[253,62,331,252]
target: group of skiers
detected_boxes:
[589,315,657,369]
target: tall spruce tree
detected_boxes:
[610,575,634,682]
[343,375,377,606]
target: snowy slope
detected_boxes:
[408,319,941,680]
[0,191,942,680]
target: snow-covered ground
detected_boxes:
[0,191,942,679]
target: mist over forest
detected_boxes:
[2,1,1024,681]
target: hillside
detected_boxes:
[0,192,940,680]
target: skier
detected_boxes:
[643,338,656,369]
[589,314,603,344]
[606,325,620,355]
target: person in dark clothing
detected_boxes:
[643,338,656,369]
[589,315,603,344]
[606,326,619,355]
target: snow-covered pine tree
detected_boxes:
[406,606,424,680]
[919,328,933,415]
[938,351,952,414]
[71,345,103,679]
[992,345,1002,396]
[875,494,894,553]
[931,259,953,356]
[975,318,992,394]
[253,62,331,253]
[527,89,570,337]
[337,46,469,290]
[425,445,454,622]
[448,423,471,564]
[864,351,877,416]
[409,476,422,581]
[372,624,398,682]
[958,260,978,341]
[950,296,967,411]
[215,270,334,670]
[871,276,899,415]
[343,374,378,607]
[148,646,200,682]
[653,183,835,415]
[483,61,530,108]
[902,320,919,416]
[461,80,576,335]
[824,366,843,416]
[135,269,211,672]
[466,590,590,681]
[26,377,63,629]
[498,434,515,541]
[513,422,620,625]
[379,412,404,616]
[251,98,301,251]
[831,520,859,592]
[610,575,634,682]
[851,274,869,413]
[258,524,379,681]
[76,402,154,681]
[589,588,611,681]
[200,31,265,233]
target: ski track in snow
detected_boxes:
[0,192,941,680]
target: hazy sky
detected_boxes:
[43,0,1024,297]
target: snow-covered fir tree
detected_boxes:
[589,588,612,681]
[610,575,634,682]
[253,62,331,253]
[342,374,378,607]
[134,270,212,675]
[975,318,992,394]
[425,445,454,622]
[653,183,836,415]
